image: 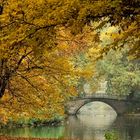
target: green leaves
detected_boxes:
[105,131,119,140]
[96,49,140,96]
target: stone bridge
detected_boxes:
[65,93,140,115]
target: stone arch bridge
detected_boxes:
[65,93,140,115]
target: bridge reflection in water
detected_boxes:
[77,102,117,127]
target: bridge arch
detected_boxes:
[75,100,118,115]
[74,99,120,115]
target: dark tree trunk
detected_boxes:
[0,5,3,15]
[0,80,7,98]
[0,59,10,98]
[0,75,10,98]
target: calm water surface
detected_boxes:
[0,115,140,140]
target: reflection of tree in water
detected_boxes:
[125,117,140,140]
[112,117,140,140]
[0,126,65,138]
[127,126,134,140]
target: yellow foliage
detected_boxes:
[0,0,83,122]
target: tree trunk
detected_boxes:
[0,59,10,98]
[0,75,9,98]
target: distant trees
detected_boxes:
[96,49,140,97]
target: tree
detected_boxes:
[96,49,140,97]
[0,0,80,121]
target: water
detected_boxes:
[0,102,140,140]
[65,115,140,140]
[0,115,140,140]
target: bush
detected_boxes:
[104,131,119,140]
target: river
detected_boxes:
[0,102,140,140]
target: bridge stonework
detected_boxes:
[65,95,140,115]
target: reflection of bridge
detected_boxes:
[65,93,140,115]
